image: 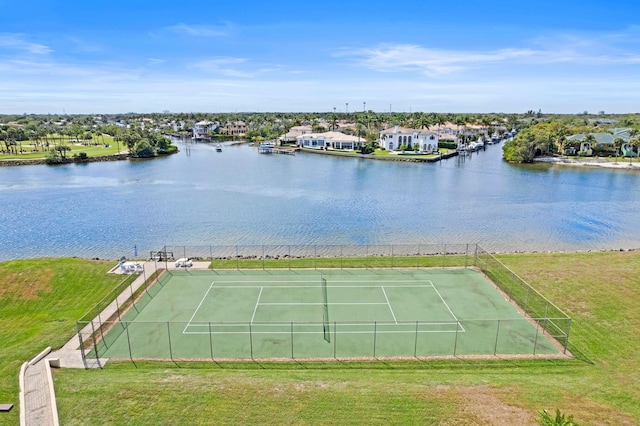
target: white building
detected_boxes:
[297,131,365,151]
[193,121,217,139]
[280,125,313,143]
[378,126,439,152]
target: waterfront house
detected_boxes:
[222,121,247,136]
[378,126,439,152]
[280,125,313,144]
[297,131,364,150]
[565,132,624,156]
[193,121,217,139]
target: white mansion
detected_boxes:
[379,126,439,152]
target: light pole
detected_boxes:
[333,107,336,131]
[363,102,366,112]
[346,103,348,114]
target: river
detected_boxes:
[1,139,639,260]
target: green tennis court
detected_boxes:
[92,268,564,360]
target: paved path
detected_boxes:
[23,361,55,426]
[21,260,209,425]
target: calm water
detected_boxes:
[1,140,639,260]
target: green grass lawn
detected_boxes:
[0,134,122,160]
[2,251,640,425]
[0,258,127,426]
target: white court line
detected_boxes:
[429,280,465,332]
[186,321,460,328]
[213,284,434,289]
[184,329,461,335]
[250,286,264,324]
[182,281,215,334]
[258,302,388,306]
[380,286,398,324]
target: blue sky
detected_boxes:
[1,0,640,114]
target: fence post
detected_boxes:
[209,245,213,262]
[249,323,254,360]
[453,321,459,356]
[90,320,100,367]
[414,321,419,357]
[533,320,540,355]
[235,245,239,270]
[442,244,446,268]
[314,245,317,270]
[262,245,265,270]
[125,321,133,363]
[340,245,343,270]
[373,322,377,358]
[167,322,173,361]
[333,322,337,359]
[391,245,394,269]
[366,245,369,270]
[290,322,294,359]
[76,321,87,368]
[209,322,214,361]
[288,245,291,270]
[465,243,469,268]
[564,318,572,354]
[493,320,501,355]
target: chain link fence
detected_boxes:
[77,243,572,364]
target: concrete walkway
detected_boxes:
[21,260,208,425]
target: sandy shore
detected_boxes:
[534,156,640,169]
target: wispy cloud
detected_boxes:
[191,57,261,78]
[0,33,51,54]
[166,23,234,37]
[338,31,640,76]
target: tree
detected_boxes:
[613,137,624,163]
[131,139,156,158]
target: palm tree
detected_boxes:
[613,137,624,164]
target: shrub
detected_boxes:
[539,409,578,426]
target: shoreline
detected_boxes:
[534,156,640,169]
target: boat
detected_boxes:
[215,143,222,152]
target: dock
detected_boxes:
[259,144,297,155]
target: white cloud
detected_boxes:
[166,23,233,37]
[0,33,51,54]
[337,31,640,76]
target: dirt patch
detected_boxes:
[450,386,535,426]
[0,268,55,300]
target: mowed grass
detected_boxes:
[48,251,640,425]
[0,258,126,426]
[0,134,121,160]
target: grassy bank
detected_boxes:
[0,258,125,426]
[2,251,640,424]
